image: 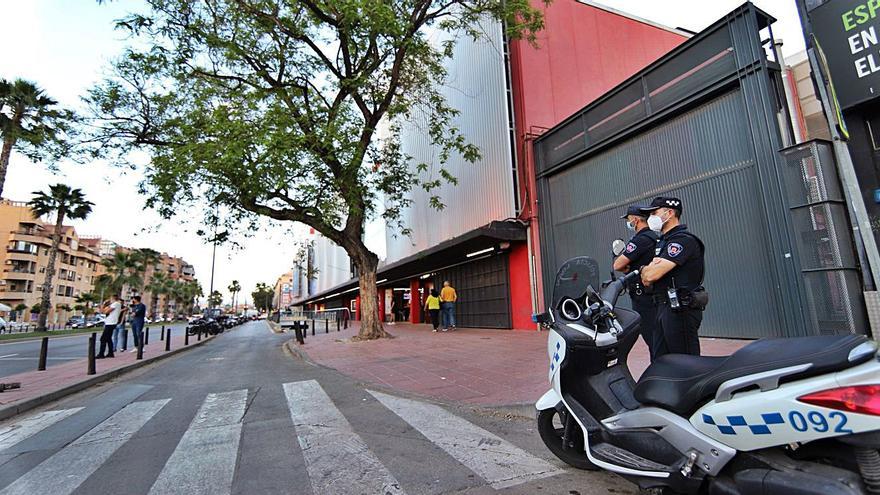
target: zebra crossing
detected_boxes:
[0,380,566,494]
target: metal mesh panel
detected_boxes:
[780,140,866,335]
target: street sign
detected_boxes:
[810,0,880,109]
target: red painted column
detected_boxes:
[355,295,361,321]
[409,279,421,324]
[508,243,535,330]
[378,288,385,322]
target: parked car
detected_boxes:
[67,316,86,328]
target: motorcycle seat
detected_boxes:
[633,335,874,416]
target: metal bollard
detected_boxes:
[145,327,150,345]
[311,319,315,336]
[336,319,340,332]
[122,328,128,350]
[137,339,143,360]
[325,319,329,334]
[185,329,189,346]
[38,337,48,371]
[294,321,304,345]
[160,325,165,341]
[87,333,96,375]
[165,328,171,351]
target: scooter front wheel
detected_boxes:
[537,408,597,470]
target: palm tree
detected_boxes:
[227,280,241,312]
[146,271,170,319]
[208,290,223,308]
[75,292,99,316]
[0,79,75,197]
[181,280,202,314]
[29,184,93,331]
[100,251,143,298]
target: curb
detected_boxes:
[0,333,216,422]
[283,339,318,366]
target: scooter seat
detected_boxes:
[633,335,873,416]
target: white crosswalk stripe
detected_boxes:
[0,399,169,495]
[369,390,564,489]
[0,408,83,452]
[283,380,406,495]
[148,389,249,495]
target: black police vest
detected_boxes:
[655,227,705,292]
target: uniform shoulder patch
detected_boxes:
[667,242,684,258]
[625,242,637,254]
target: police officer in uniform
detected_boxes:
[640,197,706,357]
[613,205,660,361]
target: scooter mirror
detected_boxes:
[611,239,627,257]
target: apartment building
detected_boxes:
[274,272,294,310]
[0,200,104,324]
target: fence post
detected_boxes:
[165,328,171,351]
[87,333,96,375]
[38,337,48,371]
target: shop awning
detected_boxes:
[297,220,527,305]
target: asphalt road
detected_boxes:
[0,323,188,378]
[0,321,634,495]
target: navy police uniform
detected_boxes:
[641,198,706,357]
[618,207,660,360]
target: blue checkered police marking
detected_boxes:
[550,342,561,371]
[702,413,784,435]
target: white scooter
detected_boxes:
[534,255,880,494]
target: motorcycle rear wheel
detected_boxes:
[537,408,597,470]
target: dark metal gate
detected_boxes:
[433,253,512,329]
[534,5,863,339]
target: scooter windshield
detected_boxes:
[552,257,600,309]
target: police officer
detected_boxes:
[639,197,706,357]
[612,205,660,361]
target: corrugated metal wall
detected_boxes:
[312,235,353,295]
[543,90,784,338]
[385,18,516,264]
[432,253,512,329]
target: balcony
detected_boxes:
[8,232,48,246]
[5,250,37,261]
[2,269,36,281]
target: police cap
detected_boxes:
[640,196,683,215]
[619,205,648,219]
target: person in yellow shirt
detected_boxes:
[424,289,441,332]
[439,281,458,331]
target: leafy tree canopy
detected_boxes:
[85,0,547,338]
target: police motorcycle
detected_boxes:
[534,254,880,494]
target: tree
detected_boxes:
[228,280,241,311]
[13,303,27,321]
[251,282,274,313]
[85,0,546,340]
[29,184,93,331]
[76,292,99,316]
[0,79,77,198]
[207,290,223,308]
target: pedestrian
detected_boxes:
[640,197,708,357]
[129,295,147,352]
[388,299,397,325]
[424,289,441,332]
[613,205,661,362]
[439,281,457,331]
[112,301,129,352]
[97,294,123,359]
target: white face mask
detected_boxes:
[625,221,636,232]
[648,213,665,233]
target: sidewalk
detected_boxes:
[289,323,749,407]
[0,330,212,420]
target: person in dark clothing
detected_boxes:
[613,205,660,361]
[640,197,707,357]
[129,295,147,352]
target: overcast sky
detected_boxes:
[0,0,807,302]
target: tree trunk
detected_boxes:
[350,246,390,341]
[37,212,65,331]
[0,109,22,199]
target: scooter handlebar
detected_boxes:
[599,270,640,308]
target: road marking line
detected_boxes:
[368,390,564,489]
[0,408,83,452]
[0,399,169,495]
[148,389,248,495]
[284,380,406,495]
[0,357,78,361]
[0,354,18,359]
